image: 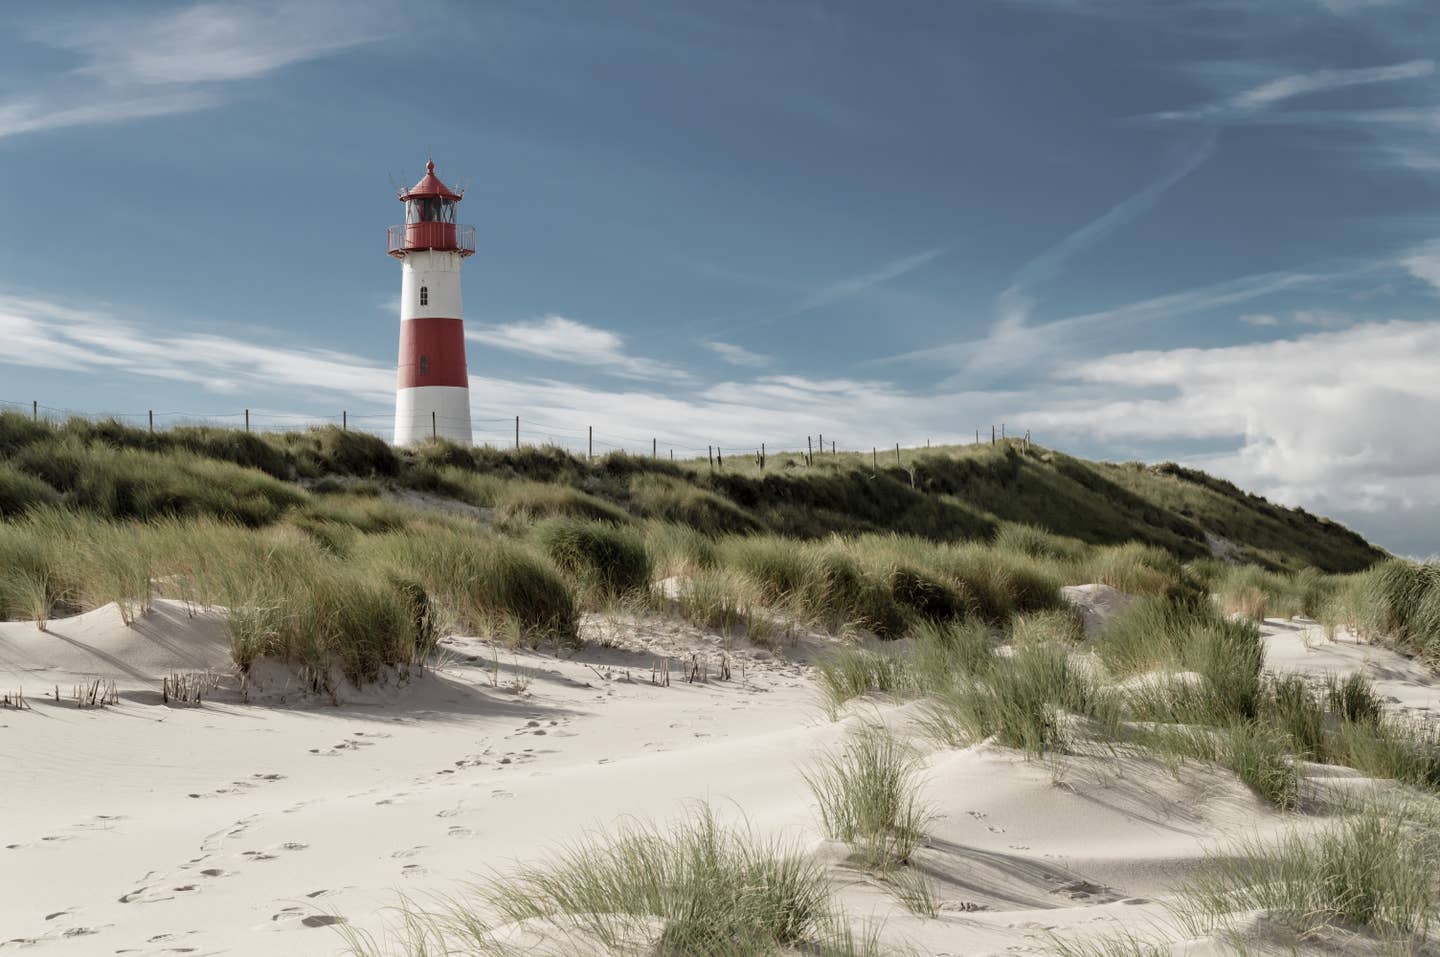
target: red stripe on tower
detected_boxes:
[397,318,469,389]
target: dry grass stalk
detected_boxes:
[163,670,221,706]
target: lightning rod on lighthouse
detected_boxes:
[387,160,476,446]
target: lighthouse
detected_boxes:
[388,160,475,445]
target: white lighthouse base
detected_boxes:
[394,385,473,446]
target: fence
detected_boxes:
[1,397,1032,469]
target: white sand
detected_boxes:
[0,603,1429,955]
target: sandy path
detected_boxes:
[1,607,1432,955]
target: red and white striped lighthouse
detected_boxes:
[387,160,476,445]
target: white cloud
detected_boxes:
[1240,312,1281,326]
[1020,320,1440,551]
[0,1,380,140]
[702,340,771,367]
[466,315,689,382]
[1403,240,1440,292]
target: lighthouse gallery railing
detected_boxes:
[387,223,477,257]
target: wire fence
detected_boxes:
[0,396,1031,467]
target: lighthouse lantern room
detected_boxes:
[388,160,476,446]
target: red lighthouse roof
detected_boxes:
[399,159,463,201]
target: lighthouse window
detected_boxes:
[419,286,429,306]
[419,355,430,375]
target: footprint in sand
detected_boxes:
[401,863,427,877]
[75,814,124,831]
[446,826,473,838]
[391,845,428,859]
[201,815,257,852]
[490,789,514,799]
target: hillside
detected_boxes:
[0,412,1384,574]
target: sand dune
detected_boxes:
[1,602,1431,954]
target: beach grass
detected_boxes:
[803,724,934,870]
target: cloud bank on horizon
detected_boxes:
[1,0,1439,556]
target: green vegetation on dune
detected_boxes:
[0,411,1416,692]
[0,412,1383,570]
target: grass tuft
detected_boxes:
[803,724,934,870]
[533,517,652,601]
[1179,803,1440,944]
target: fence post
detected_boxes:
[760,442,765,470]
[991,425,995,446]
[588,425,593,462]
[515,415,520,450]
[342,410,347,431]
[669,449,674,461]
[872,446,877,472]
[895,443,901,465]
[652,437,656,460]
[432,411,437,439]
[148,410,154,434]
[807,435,813,466]
[818,433,823,458]
[976,429,979,444]
[1002,423,1006,441]
[708,445,713,471]
[32,400,37,421]
[245,408,250,432]
[831,440,835,455]
[717,447,723,469]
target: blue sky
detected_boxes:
[2,0,1440,555]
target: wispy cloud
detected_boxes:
[992,131,1218,338]
[873,265,1333,375]
[0,90,219,139]
[41,1,382,86]
[466,315,690,382]
[1152,59,1435,122]
[782,247,944,319]
[0,1,381,140]
[721,247,945,334]
[701,340,771,368]
[0,293,393,399]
